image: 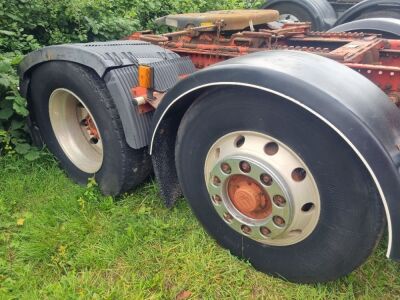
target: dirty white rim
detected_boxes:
[49,88,103,173]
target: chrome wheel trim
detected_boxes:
[205,131,320,246]
[49,88,103,173]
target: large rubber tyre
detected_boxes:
[30,61,152,195]
[175,87,384,283]
[263,0,336,31]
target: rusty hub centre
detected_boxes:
[227,174,272,219]
[81,114,100,141]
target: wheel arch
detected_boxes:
[335,0,400,26]
[150,50,400,260]
[329,18,400,38]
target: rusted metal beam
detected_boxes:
[127,22,400,101]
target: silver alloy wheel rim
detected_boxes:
[205,131,320,246]
[49,88,103,173]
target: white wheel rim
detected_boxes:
[49,88,103,173]
[205,131,320,246]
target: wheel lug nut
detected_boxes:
[213,176,221,186]
[273,216,286,227]
[273,195,286,207]
[223,212,233,223]
[241,225,251,235]
[260,226,271,237]
[221,162,231,174]
[260,173,273,186]
[212,195,222,205]
[239,161,251,173]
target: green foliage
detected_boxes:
[132,0,263,29]
[0,53,41,160]
[0,0,261,158]
[1,156,400,298]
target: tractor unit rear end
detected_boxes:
[18,9,400,283]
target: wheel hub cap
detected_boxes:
[228,175,271,219]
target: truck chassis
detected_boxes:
[128,22,400,105]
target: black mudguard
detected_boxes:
[329,18,400,38]
[149,50,400,260]
[18,40,195,149]
[335,0,400,25]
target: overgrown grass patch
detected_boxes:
[0,155,399,299]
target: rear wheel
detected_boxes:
[30,62,152,195]
[175,87,384,283]
[263,0,336,31]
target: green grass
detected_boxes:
[0,155,399,299]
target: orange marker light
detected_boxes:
[138,65,154,89]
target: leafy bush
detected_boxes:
[0,53,42,160]
[0,0,262,158]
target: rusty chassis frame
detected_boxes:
[127,22,400,108]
